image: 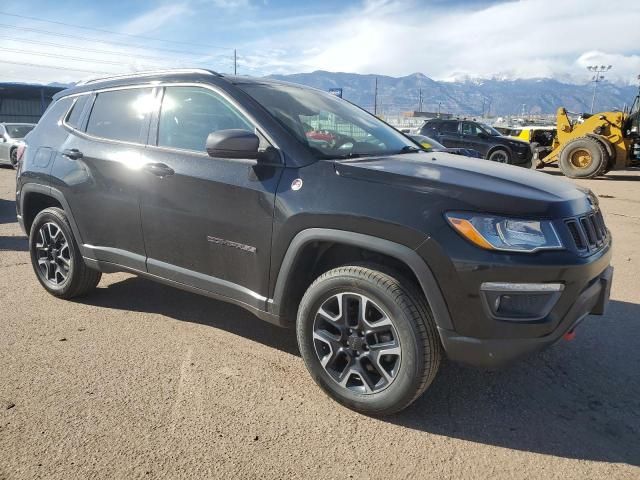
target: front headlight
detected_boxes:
[445,212,563,253]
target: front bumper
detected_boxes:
[438,265,613,368]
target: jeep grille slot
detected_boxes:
[565,210,608,254]
[566,220,586,250]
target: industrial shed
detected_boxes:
[0,83,66,123]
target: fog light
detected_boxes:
[481,283,564,322]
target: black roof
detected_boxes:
[53,69,312,100]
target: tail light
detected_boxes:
[16,144,26,162]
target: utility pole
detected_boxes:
[587,65,612,113]
[437,101,441,118]
[418,88,423,112]
[234,49,237,75]
[373,77,378,116]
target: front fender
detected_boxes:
[269,228,453,331]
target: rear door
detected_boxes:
[138,85,283,308]
[56,87,155,271]
[437,121,462,147]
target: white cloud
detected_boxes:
[208,0,251,8]
[1,0,638,85]
[247,0,640,84]
[120,4,191,35]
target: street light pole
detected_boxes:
[374,77,378,116]
[587,65,612,114]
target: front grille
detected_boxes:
[565,210,608,253]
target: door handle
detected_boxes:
[143,162,175,177]
[62,148,83,160]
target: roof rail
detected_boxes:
[78,68,222,86]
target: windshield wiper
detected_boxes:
[330,152,377,159]
[397,145,422,154]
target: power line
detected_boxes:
[0,10,234,51]
[0,23,223,57]
[0,59,111,75]
[0,46,165,68]
[0,33,181,62]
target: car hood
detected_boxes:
[334,152,589,217]
[496,135,529,147]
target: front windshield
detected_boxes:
[5,124,34,138]
[479,123,502,136]
[238,83,419,159]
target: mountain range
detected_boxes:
[268,71,638,117]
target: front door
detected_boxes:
[460,121,488,155]
[139,85,283,309]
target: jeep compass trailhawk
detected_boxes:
[16,69,613,415]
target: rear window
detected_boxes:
[439,121,459,134]
[66,95,89,130]
[86,88,154,143]
[4,124,34,138]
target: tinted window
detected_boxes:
[158,86,254,152]
[439,121,459,134]
[86,88,154,143]
[5,124,34,138]
[66,95,89,130]
[238,83,418,159]
[461,122,482,136]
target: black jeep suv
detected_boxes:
[16,69,612,415]
[420,119,533,166]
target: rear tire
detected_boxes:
[9,148,18,169]
[29,207,101,299]
[558,137,608,179]
[296,264,441,415]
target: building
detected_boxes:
[0,83,66,123]
[403,111,454,120]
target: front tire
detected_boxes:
[558,136,608,179]
[488,148,511,164]
[296,265,441,415]
[29,207,101,299]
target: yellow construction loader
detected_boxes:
[534,87,640,178]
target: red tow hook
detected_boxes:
[563,329,576,341]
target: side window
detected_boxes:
[86,88,154,143]
[65,95,89,130]
[439,121,459,134]
[461,122,481,136]
[158,86,255,152]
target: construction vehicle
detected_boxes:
[534,86,640,178]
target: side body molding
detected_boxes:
[270,228,453,330]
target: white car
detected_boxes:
[0,123,35,168]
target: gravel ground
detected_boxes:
[0,165,639,479]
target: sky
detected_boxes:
[0,0,638,85]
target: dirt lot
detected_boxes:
[0,166,639,479]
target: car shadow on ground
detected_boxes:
[392,298,640,466]
[0,198,17,225]
[79,275,640,466]
[542,167,640,181]
[78,276,300,356]
[0,236,28,251]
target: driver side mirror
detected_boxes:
[206,129,259,160]
[477,132,488,139]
